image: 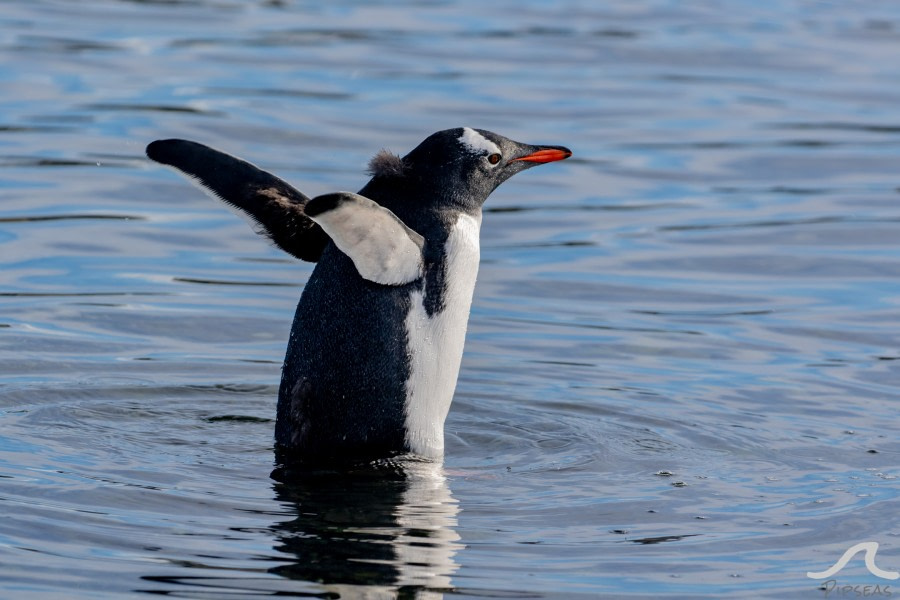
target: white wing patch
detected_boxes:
[459,127,500,156]
[403,212,482,459]
[307,192,424,286]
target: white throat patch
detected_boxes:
[459,127,500,156]
[403,212,482,459]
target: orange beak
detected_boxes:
[511,147,572,164]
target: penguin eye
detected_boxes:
[487,153,501,165]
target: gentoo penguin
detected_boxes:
[146,128,571,462]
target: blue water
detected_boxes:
[2,1,899,598]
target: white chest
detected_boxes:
[403,212,482,459]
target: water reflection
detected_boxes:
[270,458,461,597]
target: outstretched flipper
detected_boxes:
[305,192,424,286]
[146,139,329,262]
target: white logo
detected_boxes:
[807,542,899,580]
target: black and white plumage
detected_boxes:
[146,127,571,463]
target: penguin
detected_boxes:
[146,128,571,463]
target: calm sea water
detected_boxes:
[2,1,900,598]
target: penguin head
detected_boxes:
[367,127,571,214]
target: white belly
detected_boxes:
[403,212,482,459]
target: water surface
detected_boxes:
[1,1,899,598]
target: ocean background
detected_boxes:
[1,0,899,597]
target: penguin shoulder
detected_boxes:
[305,192,425,286]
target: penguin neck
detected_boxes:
[359,177,485,232]
[403,211,482,459]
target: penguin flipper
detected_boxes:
[146,139,329,262]
[305,192,425,286]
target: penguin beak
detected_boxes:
[510,146,572,164]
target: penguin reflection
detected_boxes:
[269,459,461,596]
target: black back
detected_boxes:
[275,181,460,460]
[276,242,416,459]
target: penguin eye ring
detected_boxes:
[487,153,501,165]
